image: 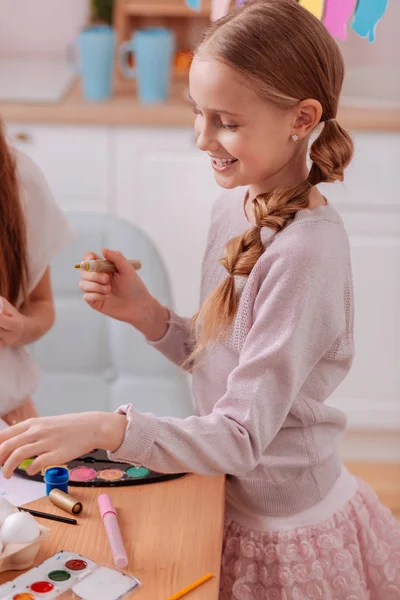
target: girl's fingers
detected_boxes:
[83,293,106,305]
[0,431,31,468]
[0,420,30,450]
[0,314,15,331]
[102,249,132,276]
[80,272,110,284]
[27,452,56,477]
[83,252,101,261]
[2,441,45,479]
[79,280,110,294]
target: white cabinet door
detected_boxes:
[114,127,220,317]
[6,123,111,213]
[320,132,400,430]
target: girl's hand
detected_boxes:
[79,249,169,340]
[0,297,27,348]
[0,412,127,478]
[79,249,153,324]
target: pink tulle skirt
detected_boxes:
[220,479,400,600]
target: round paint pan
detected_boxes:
[69,467,97,483]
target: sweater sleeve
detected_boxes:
[147,310,194,371]
[109,227,344,476]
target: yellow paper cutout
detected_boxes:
[298,0,325,20]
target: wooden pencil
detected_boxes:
[166,573,213,600]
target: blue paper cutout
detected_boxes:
[351,0,389,42]
[185,0,202,11]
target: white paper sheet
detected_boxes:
[0,419,46,506]
[0,471,45,507]
[72,566,140,600]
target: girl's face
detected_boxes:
[189,56,305,197]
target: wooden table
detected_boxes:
[0,474,225,599]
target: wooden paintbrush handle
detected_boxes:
[75,259,142,273]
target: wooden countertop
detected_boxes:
[1,79,400,131]
[0,80,194,128]
[0,474,225,599]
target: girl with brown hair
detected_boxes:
[1,1,399,596]
[0,121,73,426]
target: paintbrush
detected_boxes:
[74,259,141,273]
[18,506,77,525]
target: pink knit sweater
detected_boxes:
[110,188,354,517]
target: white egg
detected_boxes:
[0,512,40,545]
[0,498,15,525]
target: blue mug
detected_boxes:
[68,25,115,101]
[119,28,175,103]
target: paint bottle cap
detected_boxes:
[98,494,116,519]
[44,467,69,485]
[49,489,83,515]
[44,467,69,496]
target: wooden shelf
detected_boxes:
[124,1,212,17]
[113,0,213,83]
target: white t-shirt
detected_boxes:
[0,150,74,415]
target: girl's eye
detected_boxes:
[192,107,238,130]
[221,123,238,131]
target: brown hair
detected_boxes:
[190,0,354,359]
[0,120,28,306]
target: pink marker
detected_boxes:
[98,494,128,569]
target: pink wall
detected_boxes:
[0,0,89,58]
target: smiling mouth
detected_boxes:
[210,156,238,171]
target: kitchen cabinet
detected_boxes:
[320,132,400,430]
[6,124,111,213]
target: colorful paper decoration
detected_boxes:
[298,0,325,20]
[185,0,202,10]
[323,0,357,40]
[211,0,232,21]
[351,0,389,42]
[183,0,390,43]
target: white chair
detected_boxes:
[30,212,193,418]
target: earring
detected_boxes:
[291,134,299,143]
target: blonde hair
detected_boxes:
[190,0,354,361]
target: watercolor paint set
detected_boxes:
[16,450,186,488]
[0,551,140,600]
